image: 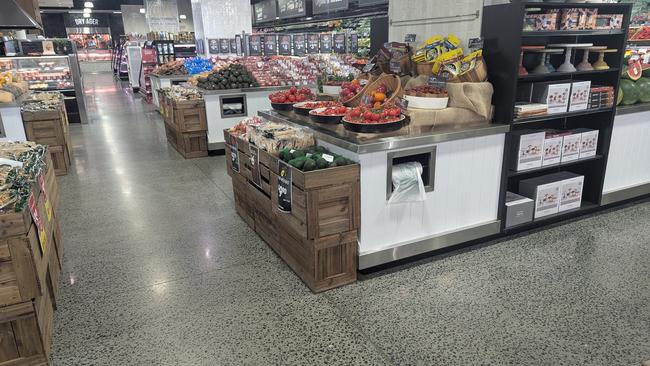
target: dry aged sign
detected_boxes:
[229,136,240,173]
[277,160,292,212]
[250,145,262,188]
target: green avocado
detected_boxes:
[303,158,316,171]
[333,156,348,166]
[315,158,329,170]
[279,148,292,162]
[314,145,327,153]
[288,157,307,170]
[291,150,306,160]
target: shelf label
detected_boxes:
[404,34,416,43]
[307,34,319,54]
[277,160,292,213]
[250,145,261,188]
[320,33,332,54]
[333,33,346,54]
[230,137,240,173]
[278,34,292,56]
[28,193,46,255]
[293,34,306,56]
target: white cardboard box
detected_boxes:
[512,131,546,171]
[573,128,599,158]
[519,176,561,218]
[569,81,591,112]
[546,83,571,114]
[542,130,568,166]
[558,173,585,212]
[561,133,581,162]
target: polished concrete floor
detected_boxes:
[51,73,650,365]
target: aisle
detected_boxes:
[51,74,650,365]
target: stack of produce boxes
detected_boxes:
[223,117,359,292]
[158,86,208,158]
[20,92,73,176]
[0,142,63,365]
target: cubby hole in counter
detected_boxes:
[386,146,437,200]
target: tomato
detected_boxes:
[289,86,298,94]
[337,106,348,114]
[277,95,287,103]
[371,113,380,122]
[350,109,361,118]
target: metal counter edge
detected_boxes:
[258,110,510,154]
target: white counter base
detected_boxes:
[603,110,650,204]
[0,105,27,142]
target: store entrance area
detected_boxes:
[48,73,650,365]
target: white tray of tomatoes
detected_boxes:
[309,105,350,124]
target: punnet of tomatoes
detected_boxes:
[344,103,402,124]
[339,80,363,102]
[311,105,350,116]
[269,86,315,104]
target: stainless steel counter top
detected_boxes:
[259,110,510,154]
[615,103,650,116]
[200,85,316,96]
[149,74,191,81]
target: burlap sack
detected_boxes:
[404,76,494,127]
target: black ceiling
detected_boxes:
[41,0,144,11]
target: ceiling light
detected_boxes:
[179,14,186,19]
[113,11,122,14]
[83,8,92,13]
[305,17,313,20]
[83,13,90,18]
[84,2,93,8]
[139,8,146,14]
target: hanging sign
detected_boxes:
[229,39,238,54]
[277,160,292,212]
[350,33,359,54]
[319,33,332,53]
[278,0,306,19]
[278,34,292,56]
[219,39,230,53]
[306,34,319,54]
[333,33,346,54]
[229,136,240,173]
[313,0,349,14]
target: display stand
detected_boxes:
[150,74,191,110]
[201,86,315,152]
[482,2,632,233]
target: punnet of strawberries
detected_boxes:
[344,103,403,124]
[269,86,315,104]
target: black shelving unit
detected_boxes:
[482,1,632,233]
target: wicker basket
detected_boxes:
[415,62,435,76]
[449,58,488,83]
[342,79,374,107]
[345,74,402,107]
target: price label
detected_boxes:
[307,34,319,54]
[362,62,375,73]
[264,35,277,55]
[333,33,346,54]
[397,96,409,113]
[293,34,306,56]
[250,145,261,188]
[319,33,332,53]
[404,33,416,43]
[468,37,484,52]
[277,160,292,213]
[37,174,52,222]
[230,137,240,173]
[278,34,292,56]
[322,153,334,163]
[350,33,359,54]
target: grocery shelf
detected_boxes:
[503,201,599,233]
[518,68,619,81]
[522,29,625,37]
[512,107,613,125]
[508,155,603,178]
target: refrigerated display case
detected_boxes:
[0,55,87,123]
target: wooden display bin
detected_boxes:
[171,99,207,133]
[224,129,359,292]
[21,105,72,177]
[164,122,208,159]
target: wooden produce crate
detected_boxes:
[171,99,207,133]
[164,122,208,159]
[48,145,70,176]
[0,277,55,365]
[43,153,59,212]
[22,110,66,147]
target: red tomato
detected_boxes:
[350,109,361,118]
[371,113,380,122]
[289,86,298,95]
[363,111,373,120]
[277,95,287,103]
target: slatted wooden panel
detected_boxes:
[179,132,208,159]
[48,146,70,176]
[0,301,47,364]
[172,100,207,133]
[23,120,66,147]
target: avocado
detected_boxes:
[314,146,327,153]
[333,156,348,166]
[288,157,307,170]
[291,150,306,160]
[303,158,316,172]
[279,148,292,162]
[315,158,329,170]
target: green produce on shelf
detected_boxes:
[279,146,353,171]
[620,79,640,105]
[635,77,650,103]
[617,86,623,106]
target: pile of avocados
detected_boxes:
[279,145,354,172]
[196,64,259,90]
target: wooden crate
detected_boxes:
[0,282,54,365]
[171,99,207,133]
[231,173,255,228]
[43,154,58,213]
[0,223,50,308]
[48,145,70,176]
[164,123,208,159]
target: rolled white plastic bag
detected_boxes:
[388,161,426,204]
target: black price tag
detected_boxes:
[350,33,358,54]
[230,138,240,173]
[277,160,292,213]
[389,60,401,73]
[427,76,447,88]
[229,38,237,53]
[397,96,409,112]
[293,34,306,56]
[264,35,277,55]
[362,62,375,73]
[250,145,261,188]
[248,35,262,56]
[219,39,230,53]
[320,33,332,53]
[278,34,292,56]
[306,34,319,54]
[208,39,220,54]
[468,37,483,52]
[404,33,416,43]
[333,33,346,54]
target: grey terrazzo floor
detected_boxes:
[50,73,650,365]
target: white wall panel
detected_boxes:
[603,112,650,194]
[358,133,505,255]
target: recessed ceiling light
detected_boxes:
[179,14,186,19]
[305,17,313,20]
[83,7,91,13]
[139,8,146,14]
[113,11,122,14]
[83,13,90,18]
[84,2,93,8]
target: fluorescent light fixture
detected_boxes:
[83,7,91,13]
[84,2,93,8]
[275,16,279,19]
[113,11,122,14]
[179,14,186,19]
[305,17,313,20]
[83,13,90,17]
[139,8,146,14]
